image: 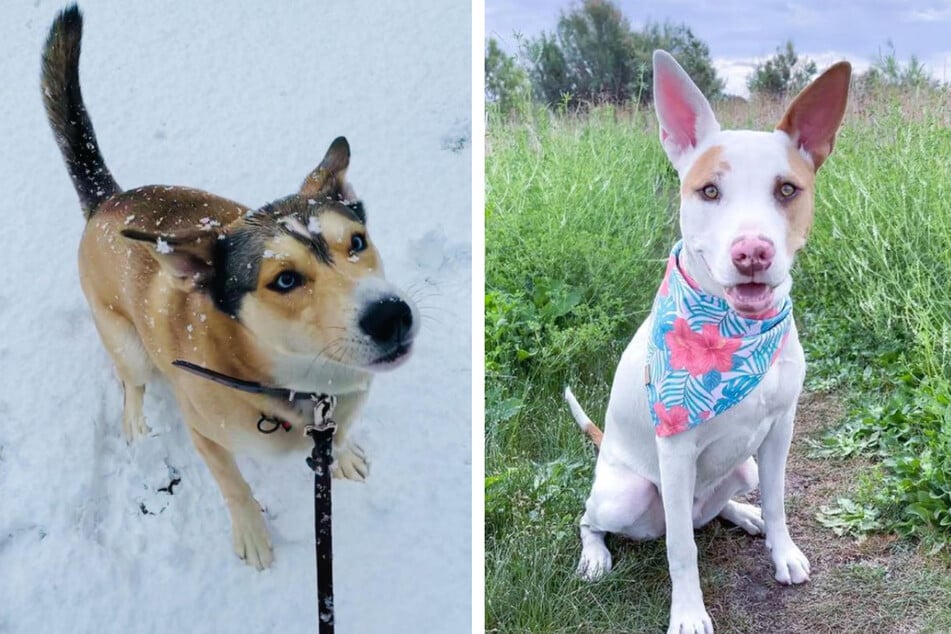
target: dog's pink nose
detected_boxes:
[731,237,774,275]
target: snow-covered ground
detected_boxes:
[0,2,471,632]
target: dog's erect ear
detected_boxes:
[776,61,851,171]
[121,228,218,291]
[300,136,356,200]
[652,49,720,172]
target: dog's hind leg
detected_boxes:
[577,461,664,581]
[577,516,612,581]
[187,424,273,570]
[693,457,765,534]
[88,302,152,442]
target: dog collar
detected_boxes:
[172,359,336,434]
[645,241,792,437]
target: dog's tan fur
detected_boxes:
[680,145,730,198]
[80,184,379,447]
[781,147,818,253]
[43,6,417,569]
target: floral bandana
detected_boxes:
[645,240,792,437]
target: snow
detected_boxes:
[307,215,322,235]
[197,217,220,230]
[0,2,471,633]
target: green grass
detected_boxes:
[486,93,951,632]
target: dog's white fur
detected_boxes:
[568,51,850,634]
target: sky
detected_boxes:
[486,0,951,96]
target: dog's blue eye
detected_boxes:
[269,271,303,293]
[350,234,367,253]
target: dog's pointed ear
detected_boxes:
[776,61,851,171]
[300,136,356,200]
[652,49,720,172]
[121,227,218,291]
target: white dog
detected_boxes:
[565,50,850,634]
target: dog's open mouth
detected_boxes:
[725,283,775,317]
[370,340,414,369]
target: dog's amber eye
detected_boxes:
[700,184,719,201]
[350,233,367,253]
[267,270,304,293]
[777,182,797,200]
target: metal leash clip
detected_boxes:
[305,394,338,435]
[304,394,337,473]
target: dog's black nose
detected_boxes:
[359,297,413,344]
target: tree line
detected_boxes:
[487,0,939,113]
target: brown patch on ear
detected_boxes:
[300,136,350,199]
[776,61,851,171]
[680,145,730,197]
[121,227,218,291]
[783,147,818,254]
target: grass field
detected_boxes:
[485,90,951,633]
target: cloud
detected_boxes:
[903,6,951,22]
[921,51,951,83]
[713,58,760,97]
[715,51,871,98]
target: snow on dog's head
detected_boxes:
[652,50,850,317]
[122,136,419,372]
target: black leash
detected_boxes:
[306,398,336,633]
[173,359,317,401]
[173,359,338,634]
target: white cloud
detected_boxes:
[715,52,871,98]
[921,51,951,83]
[903,6,951,22]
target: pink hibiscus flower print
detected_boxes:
[665,318,742,376]
[654,402,690,437]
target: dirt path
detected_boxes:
[699,392,951,634]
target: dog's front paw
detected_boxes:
[230,500,273,570]
[333,440,369,481]
[767,538,810,584]
[668,604,714,634]
[576,543,612,581]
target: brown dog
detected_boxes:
[41,5,418,570]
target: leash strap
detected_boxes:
[172,359,319,401]
[306,394,337,634]
[172,359,338,633]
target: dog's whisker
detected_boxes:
[420,315,444,327]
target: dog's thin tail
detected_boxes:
[41,5,120,218]
[564,386,603,449]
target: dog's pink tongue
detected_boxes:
[726,283,774,317]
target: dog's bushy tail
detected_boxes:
[41,5,120,218]
[564,386,603,449]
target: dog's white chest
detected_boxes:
[689,337,803,485]
[271,352,372,395]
